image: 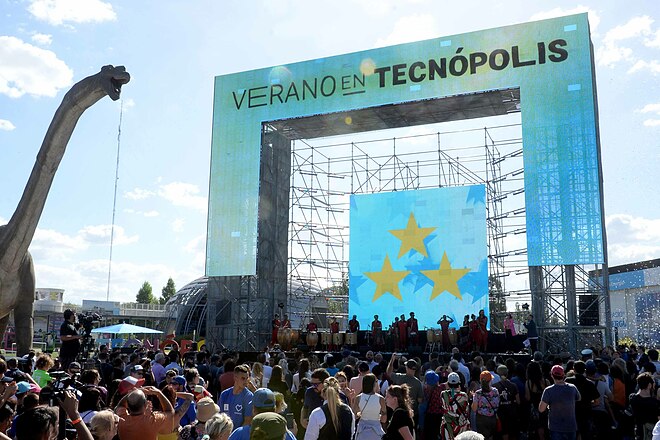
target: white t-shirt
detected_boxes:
[262,365,273,388]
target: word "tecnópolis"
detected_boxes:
[231,39,569,110]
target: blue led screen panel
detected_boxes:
[348,186,488,330]
[208,13,604,276]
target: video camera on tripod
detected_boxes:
[75,312,102,361]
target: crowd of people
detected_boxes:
[1,341,660,440]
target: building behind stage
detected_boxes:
[591,258,660,346]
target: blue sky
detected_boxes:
[0,0,659,305]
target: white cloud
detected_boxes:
[79,224,139,246]
[638,103,660,114]
[606,214,660,266]
[596,16,657,68]
[118,97,135,111]
[628,60,660,75]
[0,119,16,131]
[603,15,654,44]
[375,14,439,48]
[31,33,52,46]
[143,210,159,217]
[643,119,660,127]
[124,188,154,200]
[28,0,116,26]
[530,6,601,33]
[171,218,185,233]
[0,36,73,98]
[158,182,207,212]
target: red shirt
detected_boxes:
[348,319,359,332]
[397,320,408,335]
[407,318,418,333]
[272,319,280,330]
[307,322,317,332]
[281,319,291,329]
[330,322,339,333]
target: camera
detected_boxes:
[76,312,102,337]
[40,371,83,406]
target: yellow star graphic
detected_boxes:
[421,252,470,301]
[389,212,436,258]
[364,255,411,302]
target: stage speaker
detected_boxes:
[579,295,599,326]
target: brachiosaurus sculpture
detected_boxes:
[0,65,130,355]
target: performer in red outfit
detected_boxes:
[477,309,488,352]
[397,314,408,349]
[437,315,454,351]
[306,318,318,332]
[271,314,280,345]
[348,315,360,333]
[371,315,384,349]
[281,314,291,329]
[468,314,478,351]
[329,317,340,351]
[407,312,419,346]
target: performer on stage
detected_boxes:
[503,313,516,350]
[271,314,281,345]
[391,317,400,351]
[459,315,470,352]
[523,314,538,353]
[281,314,291,329]
[468,314,478,351]
[437,315,454,351]
[306,317,318,332]
[476,309,488,352]
[371,315,384,349]
[329,317,340,351]
[407,312,419,346]
[397,314,408,349]
[348,315,360,333]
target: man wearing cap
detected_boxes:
[172,375,198,426]
[493,365,520,440]
[586,360,613,438]
[565,361,600,440]
[219,364,254,428]
[539,365,581,440]
[424,371,444,440]
[251,412,289,440]
[387,355,423,427]
[178,396,220,438]
[440,372,470,439]
[228,388,296,440]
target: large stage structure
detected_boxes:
[205,14,610,354]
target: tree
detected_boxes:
[136,281,154,304]
[160,277,176,305]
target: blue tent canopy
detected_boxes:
[90,323,162,334]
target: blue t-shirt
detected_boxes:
[219,387,254,427]
[176,397,197,427]
[228,425,296,440]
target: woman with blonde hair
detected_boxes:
[384,385,414,440]
[89,410,119,440]
[251,362,264,389]
[304,376,355,440]
[33,354,55,388]
[204,412,234,440]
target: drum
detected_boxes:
[345,332,357,345]
[277,328,291,347]
[320,332,331,346]
[306,331,318,347]
[434,330,443,342]
[332,332,344,345]
[427,329,436,343]
[448,328,458,345]
[289,329,300,348]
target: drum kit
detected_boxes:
[276,328,300,350]
[426,327,457,352]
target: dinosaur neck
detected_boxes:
[0,74,108,273]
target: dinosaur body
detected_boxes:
[0,65,130,355]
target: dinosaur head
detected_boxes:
[99,65,131,101]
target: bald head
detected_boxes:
[127,389,147,414]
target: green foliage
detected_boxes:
[159,277,176,305]
[136,281,154,304]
